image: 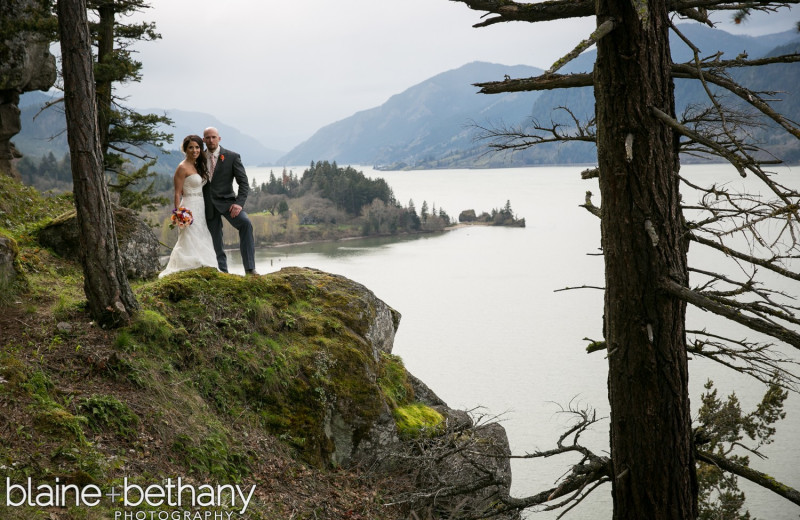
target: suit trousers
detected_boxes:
[207,208,256,273]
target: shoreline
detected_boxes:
[266,224,471,249]
[160,222,506,260]
[242,222,506,251]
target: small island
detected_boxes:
[458,200,525,227]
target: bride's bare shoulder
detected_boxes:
[175,160,194,177]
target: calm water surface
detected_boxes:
[229,164,799,519]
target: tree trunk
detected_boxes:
[594,1,696,518]
[57,0,138,327]
[95,2,115,159]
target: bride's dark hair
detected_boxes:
[182,134,209,182]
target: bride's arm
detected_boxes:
[172,165,186,209]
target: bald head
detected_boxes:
[203,127,221,152]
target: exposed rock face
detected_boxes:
[291,270,518,518]
[281,269,402,466]
[367,371,518,519]
[0,232,23,292]
[0,0,57,179]
[37,206,161,279]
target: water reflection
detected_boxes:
[253,232,441,262]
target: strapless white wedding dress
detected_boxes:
[159,174,219,278]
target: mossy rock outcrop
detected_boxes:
[37,205,160,279]
[133,267,515,516]
[0,229,26,299]
[135,266,404,467]
[0,258,516,517]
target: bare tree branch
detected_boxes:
[662,279,800,349]
[547,19,616,75]
[579,190,602,219]
[494,405,611,514]
[690,53,800,71]
[697,449,800,506]
[471,106,595,153]
[688,329,800,390]
[651,105,753,175]
[474,72,593,94]
[671,62,800,140]
[451,0,798,26]
[689,233,800,282]
[450,0,596,27]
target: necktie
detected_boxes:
[209,154,216,179]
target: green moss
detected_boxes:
[0,351,29,392]
[131,267,398,467]
[114,329,134,350]
[0,228,18,254]
[19,370,88,443]
[394,403,444,439]
[128,308,177,346]
[33,407,88,443]
[48,209,77,227]
[79,395,140,439]
[585,340,607,354]
[0,176,74,241]
[0,229,28,302]
[172,431,249,481]
[378,352,414,407]
[22,369,54,397]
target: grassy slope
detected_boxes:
[0,176,442,519]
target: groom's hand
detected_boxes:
[229,204,243,218]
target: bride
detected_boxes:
[159,135,219,278]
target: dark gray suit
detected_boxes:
[203,146,255,272]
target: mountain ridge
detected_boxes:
[280,25,800,168]
[278,61,546,167]
[13,93,286,167]
[13,25,800,171]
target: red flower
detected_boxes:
[219,154,225,161]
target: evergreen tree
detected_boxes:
[39,151,59,178]
[439,2,800,519]
[298,161,392,215]
[87,0,171,211]
[27,0,171,209]
[503,199,513,218]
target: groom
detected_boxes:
[202,127,257,275]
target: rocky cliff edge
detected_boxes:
[1,225,518,519]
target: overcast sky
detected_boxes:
[114,1,797,152]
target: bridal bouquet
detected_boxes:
[170,206,193,229]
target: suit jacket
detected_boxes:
[203,146,249,217]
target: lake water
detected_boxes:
[230,164,799,519]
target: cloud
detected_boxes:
[116,1,797,151]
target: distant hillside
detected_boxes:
[145,108,286,165]
[281,25,800,169]
[13,25,799,173]
[12,93,285,169]
[278,62,547,168]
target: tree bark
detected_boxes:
[593,0,697,518]
[95,2,115,158]
[57,0,138,327]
